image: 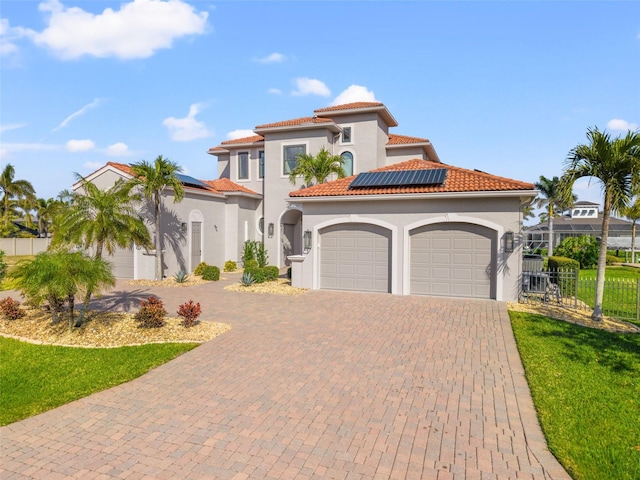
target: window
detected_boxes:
[238,152,249,180]
[258,150,265,179]
[341,151,354,176]
[588,209,595,216]
[342,126,352,143]
[283,144,306,175]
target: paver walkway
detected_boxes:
[1,275,570,479]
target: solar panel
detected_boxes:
[175,173,210,189]
[349,168,447,189]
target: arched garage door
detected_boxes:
[410,223,495,298]
[320,223,391,293]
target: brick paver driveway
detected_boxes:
[1,275,569,479]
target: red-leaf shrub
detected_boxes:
[177,300,201,327]
[135,296,167,328]
[0,297,26,320]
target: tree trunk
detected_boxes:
[632,221,637,264]
[68,293,76,331]
[592,192,611,321]
[154,193,163,280]
[548,214,554,258]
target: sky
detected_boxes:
[1,0,639,224]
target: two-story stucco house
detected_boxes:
[85,101,536,302]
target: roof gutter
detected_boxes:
[290,189,539,203]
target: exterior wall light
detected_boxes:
[181,222,187,233]
[303,230,312,251]
[505,231,514,253]
[268,222,275,237]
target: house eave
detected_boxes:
[254,122,341,135]
[290,189,538,203]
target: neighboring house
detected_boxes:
[526,200,634,251]
[84,101,536,301]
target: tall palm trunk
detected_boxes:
[632,221,637,264]
[154,193,163,280]
[547,211,554,257]
[592,192,611,321]
[78,241,105,326]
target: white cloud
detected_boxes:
[0,18,31,56]
[254,52,286,64]
[31,0,208,60]
[0,142,62,156]
[54,98,102,131]
[607,118,639,132]
[66,139,95,152]
[291,78,331,97]
[268,88,282,95]
[105,142,130,156]
[0,123,27,133]
[162,103,212,141]
[227,129,255,140]
[331,85,377,106]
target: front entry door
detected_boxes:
[191,222,201,271]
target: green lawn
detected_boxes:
[0,337,198,425]
[510,310,640,480]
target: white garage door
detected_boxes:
[410,223,495,298]
[106,247,134,279]
[320,223,391,293]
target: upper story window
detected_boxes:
[341,151,354,176]
[588,209,595,216]
[283,144,306,175]
[238,152,249,180]
[341,126,352,144]
[258,150,265,179]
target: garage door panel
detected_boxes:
[320,224,390,293]
[410,223,495,299]
[106,247,134,279]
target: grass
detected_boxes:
[509,310,640,480]
[0,336,198,426]
[577,267,640,324]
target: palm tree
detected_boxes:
[560,127,640,320]
[620,197,640,263]
[9,251,115,329]
[35,198,60,238]
[288,147,346,186]
[129,156,185,280]
[0,163,36,234]
[52,175,151,317]
[533,175,575,257]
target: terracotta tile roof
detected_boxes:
[203,178,259,195]
[106,161,134,176]
[289,159,535,198]
[314,102,384,113]
[255,116,334,129]
[220,135,264,146]
[387,134,430,145]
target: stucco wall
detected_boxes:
[293,196,526,302]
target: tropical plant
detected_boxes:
[0,164,36,235]
[288,146,346,186]
[129,156,185,280]
[0,297,26,320]
[8,252,115,328]
[620,196,640,263]
[0,250,7,282]
[534,175,575,257]
[242,240,256,265]
[177,300,201,327]
[256,241,268,268]
[134,296,167,328]
[173,270,190,283]
[559,127,640,320]
[51,176,151,311]
[35,197,61,238]
[241,272,255,286]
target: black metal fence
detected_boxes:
[520,268,640,324]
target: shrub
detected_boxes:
[244,259,258,270]
[553,236,599,269]
[242,240,256,264]
[0,297,26,320]
[548,256,580,270]
[173,270,190,283]
[224,260,237,272]
[256,242,268,268]
[193,262,208,276]
[244,265,265,283]
[263,266,279,281]
[135,296,167,328]
[241,272,256,286]
[177,300,201,327]
[201,265,220,281]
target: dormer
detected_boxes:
[569,200,599,219]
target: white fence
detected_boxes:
[0,238,51,256]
